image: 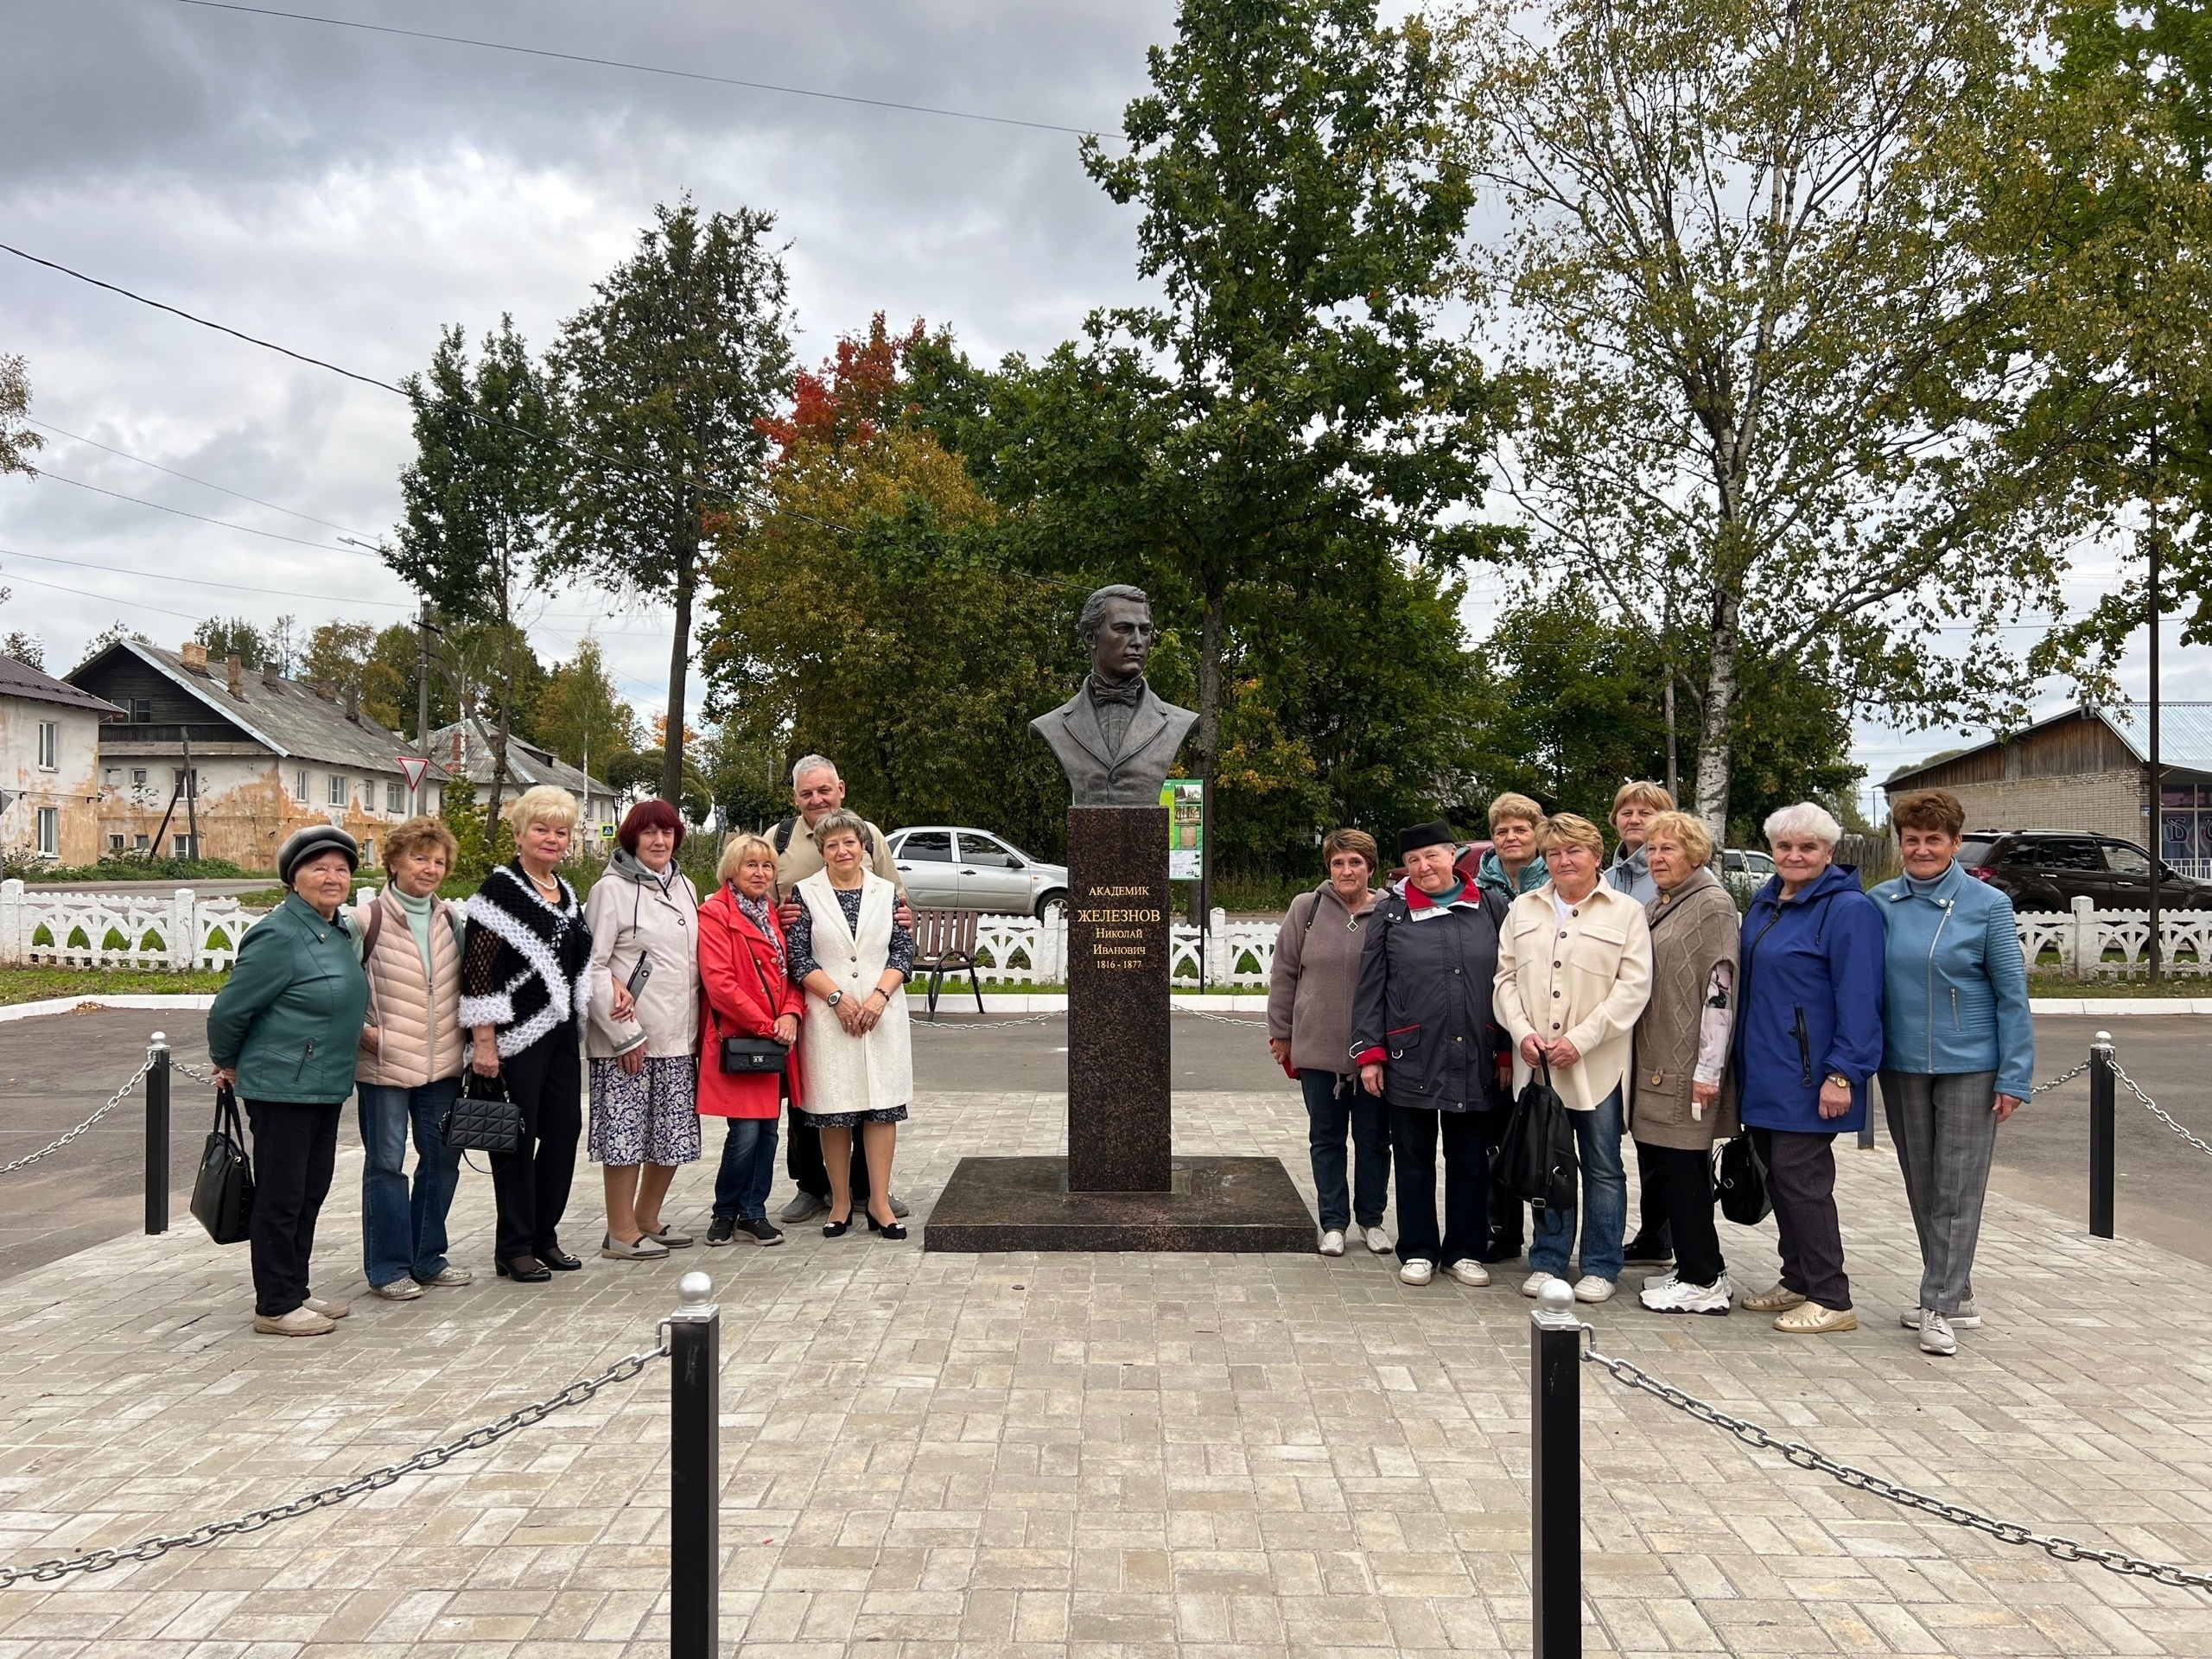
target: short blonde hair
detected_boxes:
[383,815,458,871]
[1611,779,1675,818]
[718,832,777,887]
[505,784,580,836]
[1641,809,1713,867]
[1764,801,1843,846]
[1487,791,1545,830]
[1537,812,1606,857]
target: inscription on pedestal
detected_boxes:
[1067,806,1173,1192]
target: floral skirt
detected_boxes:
[800,1102,909,1130]
[588,1055,702,1166]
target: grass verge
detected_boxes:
[0,966,231,1006]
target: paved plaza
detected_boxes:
[0,1013,2209,1655]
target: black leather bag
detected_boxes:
[719,1034,790,1074]
[1494,1063,1578,1213]
[1715,1132,1772,1225]
[442,1067,523,1153]
[189,1084,255,1245]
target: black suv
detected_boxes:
[1958,830,2212,912]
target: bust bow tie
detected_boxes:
[1087,674,1146,708]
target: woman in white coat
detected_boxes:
[788,809,916,1240]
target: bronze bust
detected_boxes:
[1030,584,1198,808]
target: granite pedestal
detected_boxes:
[923,806,1313,1253]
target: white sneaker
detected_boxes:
[1572,1275,1616,1304]
[1363,1224,1395,1255]
[369,1279,423,1301]
[1642,1268,1679,1293]
[1318,1230,1346,1257]
[254,1306,336,1336]
[1918,1311,1958,1356]
[1399,1259,1434,1286]
[303,1295,350,1319]
[1639,1273,1732,1315]
[1522,1270,1556,1299]
[1901,1300,1981,1330]
[1447,1259,1491,1287]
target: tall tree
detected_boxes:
[194,615,275,668]
[0,354,40,478]
[536,635,642,781]
[548,200,793,804]
[1067,0,1497,813]
[1458,0,2079,836]
[391,318,556,832]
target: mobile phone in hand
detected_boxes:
[626,956,654,996]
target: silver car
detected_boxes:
[885,826,1070,918]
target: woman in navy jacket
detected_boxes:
[1871,789,2033,1358]
[1732,803,1885,1335]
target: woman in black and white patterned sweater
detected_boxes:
[460,785,616,1283]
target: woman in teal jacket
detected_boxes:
[207,825,371,1337]
[1872,790,2033,1359]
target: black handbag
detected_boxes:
[442,1067,523,1153]
[189,1084,255,1245]
[715,924,794,1075]
[1715,1133,1772,1225]
[1494,1063,1578,1213]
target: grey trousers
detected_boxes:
[1751,1128,1850,1311]
[1879,1070,1999,1318]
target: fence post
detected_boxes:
[668,1269,720,1659]
[1530,1278,1582,1659]
[0,877,21,967]
[144,1033,171,1235]
[2069,895,2094,980]
[1205,906,1230,987]
[2088,1031,2115,1240]
[169,887,197,974]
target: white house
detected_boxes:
[0,656,123,865]
[428,717,620,846]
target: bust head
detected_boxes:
[1078,584,1158,685]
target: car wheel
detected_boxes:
[1035,889,1068,923]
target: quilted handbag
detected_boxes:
[1493,1063,1578,1213]
[442,1067,522,1154]
[188,1083,255,1245]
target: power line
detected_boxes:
[0,563,205,624]
[30,469,376,556]
[166,0,1099,137]
[0,543,410,607]
[27,418,378,537]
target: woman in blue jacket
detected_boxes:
[1732,803,1885,1335]
[1872,790,2033,1358]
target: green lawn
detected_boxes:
[0,966,231,1006]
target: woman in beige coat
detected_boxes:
[585,799,702,1261]
[1493,813,1652,1303]
[1630,810,1740,1315]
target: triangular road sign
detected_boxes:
[398,755,429,790]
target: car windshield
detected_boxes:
[1959,839,1999,867]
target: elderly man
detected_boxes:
[771,754,912,1225]
[1030,584,1198,808]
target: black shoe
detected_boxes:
[496,1255,551,1282]
[823,1218,852,1238]
[870,1217,909,1240]
[738,1217,785,1247]
[705,1217,738,1246]
[1621,1234,1674,1267]
[540,1246,583,1271]
[1479,1239,1524,1265]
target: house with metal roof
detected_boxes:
[67,639,446,873]
[1882,701,2212,869]
[0,656,124,866]
[427,716,620,845]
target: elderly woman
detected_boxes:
[1609,779,1680,1268]
[463,785,613,1284]
[353,817,469,1301]
[1494,812,1652,1304]
[207,824,370,1336]
[1475,792,1548,903]
[1350,821,1513,1288]
[586,798,702,1262]
[1873,790,2033,1357]
[1734,802,1885,1334]
[1628,811,1739,1314]
[791,808,916,1240]
[698,833,804,1247]
[1268,828,1390,1258]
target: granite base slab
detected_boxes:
[923,1154,1316,1252]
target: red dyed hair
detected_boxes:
[617,797,686,855]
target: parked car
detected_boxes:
[885,826,1070,918]
[1958,830,2212,912]
[1719,847,1777,902]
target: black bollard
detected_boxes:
[1530,1277,1582,1659]
[144,1033,170,1236]
[2088,1031,2115,1240]
[669,1270,721,1659]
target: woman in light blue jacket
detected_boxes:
[1872,789,2033,1359]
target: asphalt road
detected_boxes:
[1,1006,2202,1283]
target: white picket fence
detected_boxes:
[4,880,2208,981]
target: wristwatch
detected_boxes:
[826,990,844,1007]
[1825,1071,1850,1090]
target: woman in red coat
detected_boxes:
[699,833,804,1245]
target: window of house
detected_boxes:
[361,837,377,867]
[293,767,309,803]
[130,698,152,723]
[105,768,121,788]
[35,721,57,770]
[130,767,148,791]
[36,807,58,857]
[109,833,125,853]
[173,767,197,798]
[173,834,196,858]
[133,834,149,851]
[328,774,346,806]
[385,780,404,814]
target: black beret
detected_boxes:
[1396,820,1457,857]
[277,823,360,886]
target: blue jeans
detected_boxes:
[713,1117,780,1221]
[1300,1069,1390,1231]
[356,1077,462,1287]
[1529,1085,1626,1282]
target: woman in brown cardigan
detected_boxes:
[1630,810,1740,1314]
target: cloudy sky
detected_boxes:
[0,0,2191,812]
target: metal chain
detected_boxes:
[1580,1338,2212,1594]
[0,1336,669,1587]
[0,1055,157,1176]
[2029,1061,2089,1096]
[174,1059,219,1085]
[1173,1006,1270,1027]
[2106,1056,2212,1160]
[909,1009,1067,1033]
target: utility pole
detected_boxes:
[413,599,436,817]
[2147,422,2164,985]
